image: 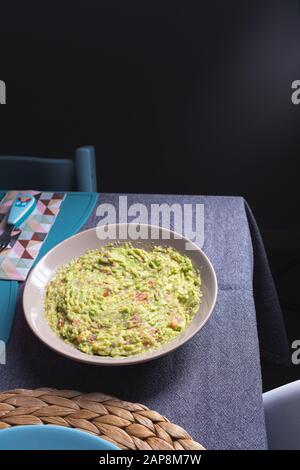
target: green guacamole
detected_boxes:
[45,243,201,357]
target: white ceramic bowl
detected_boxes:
[23,224,217,366]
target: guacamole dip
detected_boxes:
[45,243,201,357]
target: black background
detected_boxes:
[0,0,299,229]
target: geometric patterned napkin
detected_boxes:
[0,190,65,281]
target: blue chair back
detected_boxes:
[0,146,97,192]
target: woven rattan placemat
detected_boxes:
[0,388,204,450]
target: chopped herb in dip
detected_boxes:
[45,243,202,357]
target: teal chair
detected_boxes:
[0,146,97,192]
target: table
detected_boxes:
[0,194,290,449]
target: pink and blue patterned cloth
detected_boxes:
[0,190,65,280]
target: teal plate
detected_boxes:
[0,425,119,450]
[0,192,98,343]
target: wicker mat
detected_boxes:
[0,388,204,450]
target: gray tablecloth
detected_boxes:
[0,194,290,449]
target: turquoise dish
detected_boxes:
[0,425,119,450]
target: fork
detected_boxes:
[0,194,36,253]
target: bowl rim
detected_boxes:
[0,424,119,450]
[23,223,218,366]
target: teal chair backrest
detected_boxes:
[0,146,97,192]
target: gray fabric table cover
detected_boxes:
[0,194,290,450]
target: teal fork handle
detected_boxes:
[7,194,36,227]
